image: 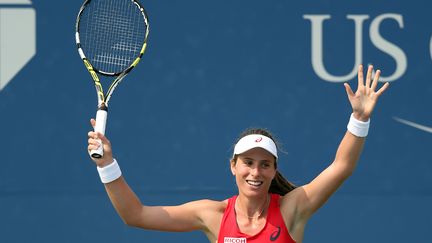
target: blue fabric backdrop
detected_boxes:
[0,1,431,242]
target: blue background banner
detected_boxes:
[0,1,431,242]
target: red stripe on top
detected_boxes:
[217,193,296,243]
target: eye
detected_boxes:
[243,160,253,166]
[261,162,271,169]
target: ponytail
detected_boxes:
[269,170,296,196]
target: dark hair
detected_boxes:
[232,128,297,196]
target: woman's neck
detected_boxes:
[235,193,269,219]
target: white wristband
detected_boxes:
[97,159,122,184]
[347,113,370,137]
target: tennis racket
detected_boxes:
[75,0,149,158]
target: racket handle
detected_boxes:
[91,106,108,159]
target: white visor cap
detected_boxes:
[233,134,278,159]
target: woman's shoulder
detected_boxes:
[278,187,308,218]
[192,198,230,235]
[280,186,306,204]
[192,198,229,213]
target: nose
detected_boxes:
[250,166,261,177]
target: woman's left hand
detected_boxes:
[344,64,390,121]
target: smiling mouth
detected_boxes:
[246,180,263,187]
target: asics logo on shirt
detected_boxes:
[270,226,281,241]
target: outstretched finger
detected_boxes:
[344,83,355,98]
[371,69,381,91]
[357,64,364,88]
[90,118,96,129]
[365,65,373,88]
[376,82,390,96]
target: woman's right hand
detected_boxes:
[88,118,114,167]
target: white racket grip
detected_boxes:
[91,109,108,158]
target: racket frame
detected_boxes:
[75,0,149,158]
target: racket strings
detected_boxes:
[79,0,147,74]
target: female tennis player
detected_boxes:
[87,64,389,243]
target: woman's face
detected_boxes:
[231,147,277,197]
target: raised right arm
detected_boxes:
[102,176,214,232]
[87,121,222,233]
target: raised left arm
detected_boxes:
[287,64,389,219]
